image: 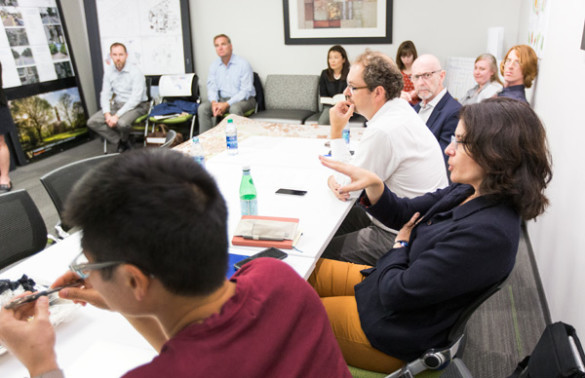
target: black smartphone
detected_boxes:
[233,247,288,270]
[275,188,307,196]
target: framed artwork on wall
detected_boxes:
[283,0,392,45]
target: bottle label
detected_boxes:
[240,198,258,216]
[342,128,350,144]
[226,135,238,151]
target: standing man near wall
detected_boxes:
[412,54,461,165]
[87,42,149,153]
[198,34,256,133]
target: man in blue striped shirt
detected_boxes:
[198,34,256,133]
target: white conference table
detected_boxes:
[0,117,359,377]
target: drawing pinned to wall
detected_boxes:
[95,0,185,75]
[528,0,550,57]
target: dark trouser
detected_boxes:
[87,101,150,145]
[197,97,256,133]
[321,205,397,266]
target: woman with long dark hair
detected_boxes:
[396,40,419,105]
[317,45,350,125]
[312,97,552,373]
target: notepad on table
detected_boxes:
[232,215,301,249]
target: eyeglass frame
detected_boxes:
[503,58,521,68]
[69,251,124,279]
[346,85,369,95]
[410,70,441,82]
[449,135,469,150]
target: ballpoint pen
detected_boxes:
[4,280,83,310]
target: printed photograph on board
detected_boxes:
[9,87,88,160]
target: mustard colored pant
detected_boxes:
[309,258,404,374]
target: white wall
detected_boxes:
[190,0,522,100]
[524,0,585,335]
[64,0,523,107]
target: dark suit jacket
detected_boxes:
[414,91,461,160]
[355,184,520,361]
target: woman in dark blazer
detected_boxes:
[312,98,552,373]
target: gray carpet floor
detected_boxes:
[8,138,550,377]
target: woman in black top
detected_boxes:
[318,45,349,125]
[0,62,16,193]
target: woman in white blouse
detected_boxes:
[460,54,503,105]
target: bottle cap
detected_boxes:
[241,164,251,171]
[192,137,199,143]
[227,118,233,123]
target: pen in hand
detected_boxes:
[4,280,84,310]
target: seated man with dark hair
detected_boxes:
[0,149,351,378]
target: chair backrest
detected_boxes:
[160,129,177,148]
[263,74,319,112]
[0,189,47,269]
[158,73,199,102]
[40,154,119,227]
[253,72,265,111]
[447,275,509,344]
[385,275,509,378]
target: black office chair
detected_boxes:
[0,189,48,270]
[40,154,119,238]
[385,276,509,378]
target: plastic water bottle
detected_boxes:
[190,137,205,166]
[240,165,258,216]
[226,118,238,155]
[342,126,350,145]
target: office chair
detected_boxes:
[40,154,119,238]
[148,73,200,139]
[382,276,509,378]
[159,129,177,148]
[0,189,48,270]
[222,72,265,119]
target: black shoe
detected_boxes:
[0,181,13,194]
[116,140,132,153]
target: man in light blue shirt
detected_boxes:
[87,42,148,152]
[198,34,256,133]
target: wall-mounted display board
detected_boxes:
[1,0,89,163]
[83,0,193,99]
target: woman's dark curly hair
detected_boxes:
[460,98,552,220]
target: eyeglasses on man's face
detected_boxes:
[411,70,441,82]
[346,84,369,95]
[504,58,521,68]
[69,251,124,279]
